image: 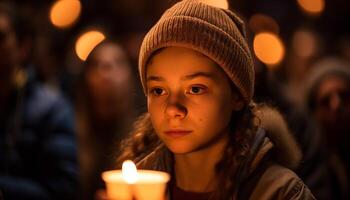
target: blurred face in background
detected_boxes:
[84,42,132,118]
[0,13,19,81]
[314,75,350,141]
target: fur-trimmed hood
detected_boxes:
[253,105,302,170]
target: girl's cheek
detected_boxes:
[148,96,161,105]
[148,97,166,111]
[188,93,213,105]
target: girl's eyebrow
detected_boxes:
[147,75,165,82]
[147,72,216,82]
[183,72,216,80]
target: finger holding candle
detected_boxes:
[94,189,109,200]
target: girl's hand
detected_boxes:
[95,189,109,200]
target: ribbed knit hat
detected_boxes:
[139,0,255,103]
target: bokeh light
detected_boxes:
[297,0,325,15]
[253,32,285,67]
[199,0,229,9]
[292,29,318,58]
[50,0,81,28]
[249,13,280,34]
[75,30,106,61]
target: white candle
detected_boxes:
[102,160,170,200]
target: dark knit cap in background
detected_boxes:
[139,0,255,103]
[304,57,350,110]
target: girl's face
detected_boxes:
[146,47,244,154]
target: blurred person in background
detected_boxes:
[75,40,137,200]
[0,2,78,200]
[254,62,333,200]
[305,57,350,200]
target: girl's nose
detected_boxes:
[165,94,187,119]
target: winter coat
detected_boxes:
[0,71,78,200]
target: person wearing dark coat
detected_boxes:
[304,57,350,200]
[0,3,78,199]
[254,63,333,200]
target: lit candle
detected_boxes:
[102,160,170,200]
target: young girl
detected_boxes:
[115,0,315,199]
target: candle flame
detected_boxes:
[122,160,138,184]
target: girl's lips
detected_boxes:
[164,130,192,137]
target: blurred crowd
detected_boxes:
[0,0,349,199]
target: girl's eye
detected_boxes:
[188,86,207,95]
[150,87,167,96]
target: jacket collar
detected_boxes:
[134,128,269,180]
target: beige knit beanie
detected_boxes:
[139,0,255,103]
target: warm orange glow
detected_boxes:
[199,0,229,9]
[75,31,105,61]
[50,0,81,28]
[297,0,325,15]
[122,160,138,184]
[253,32,285,66]
[249,14,280,34]
[292,30,317,58]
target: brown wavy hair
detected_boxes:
[116,101,261,199]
